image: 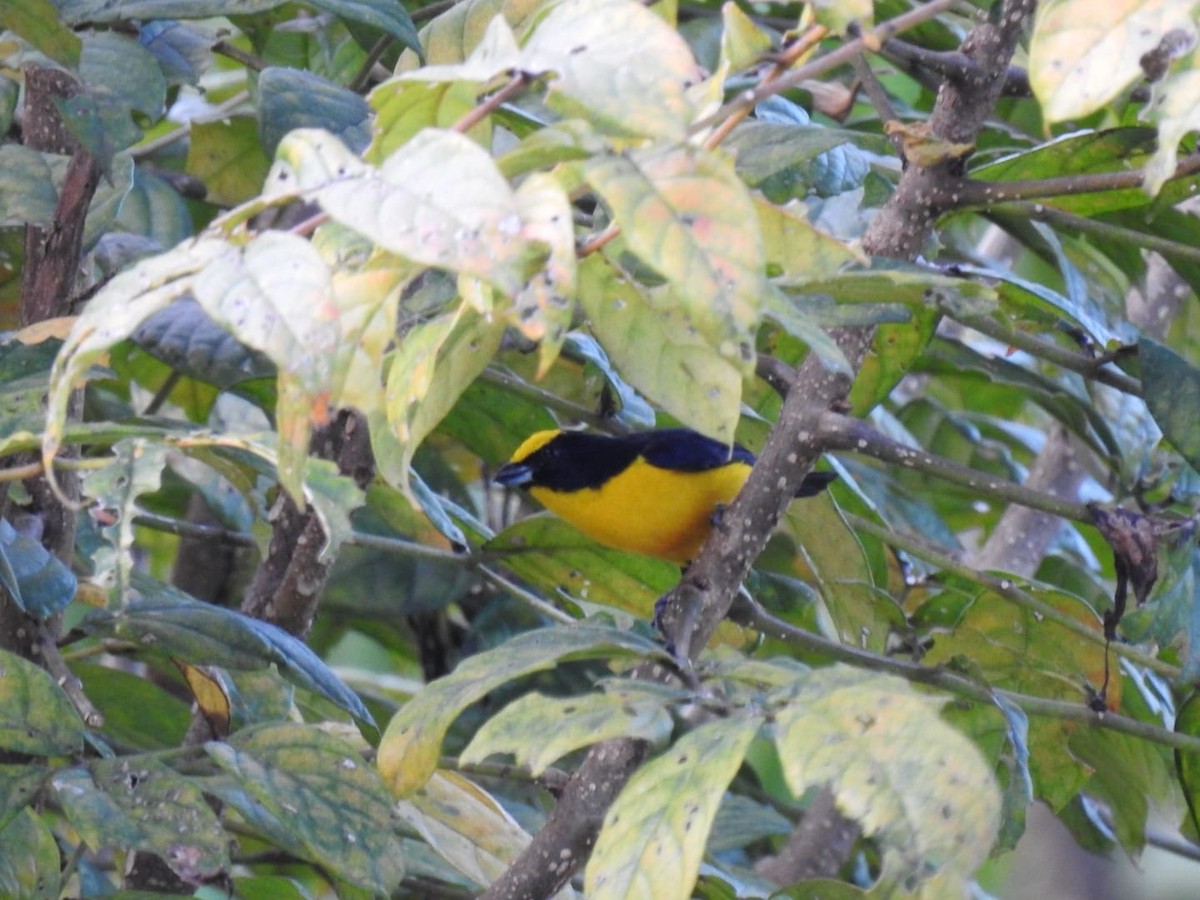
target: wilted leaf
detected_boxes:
[206,723,403,894]
[584,716,761,900]
[55,759,228,882]
[377,624,664,795]
[771,667,1001,894]
[0,649,85,756]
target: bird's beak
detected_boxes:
[494,462,533,488]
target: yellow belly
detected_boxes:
[529,458,752,564]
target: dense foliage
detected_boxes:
[3,0,1200,897]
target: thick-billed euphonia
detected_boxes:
[494,428,835,564]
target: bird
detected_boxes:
[494,428,835,564]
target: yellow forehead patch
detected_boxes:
[509,429,561,463]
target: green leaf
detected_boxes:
[368,79,482,163]
[1177,691,1200,838]
[395,771,533,889]
[58,0,286,22]
[771,667,1001,894]
[0,517,76,619]
[80,31,166,121]
[186,117,272,207]
[0,765,46,831]
[584,716,761,900]
[54,759,229,882]
[81,574,374,726]
[0,809,60,900]
[131,298,275,389]
[462,687,674,775]
[0,0,81,66]
[922,587,1109,810]
[755,196,864,286]
[484,510,679,617]
[0,146,58,228]
[257,67,371,156]
[304,0,421,55]
[206,723,404,894]
[0,649,85,756]
[377,623,665,795]
[1140,337,1200,471]
[783,496,903,654]
[74,663,191,750]
[725,121,876,187]
[586,145,764,374]
[718,2,772,74]
[577,254,744,445]
[522,0,699,140]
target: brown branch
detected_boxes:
[958,153,1200,207]
[878,36,1031,98]
[754,787,859,885]
[452,72,534,134]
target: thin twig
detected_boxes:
[843,513,1179,680]
[735,598,1200,755]
[350,33,394,94]
[477,565,577,625]
[959,153,1200,207]
[688,0,961,135]
[452,72,534,134]
[816,410,1097,524]
[39,626,104,727]
[212,39,268,72]
[1004,201,1200,265]
[938,298,1143,396]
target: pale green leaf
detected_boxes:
[315,128,546,296]
[522,0,700,139]
[1144,61,1200,194]
[396,771,540,891]
[512,172,576,375]
[383,307,504,496]
[462,689,674,775]
[43,237,237,478]
[719,2,772,74]
[394,14,521,85]
[771,667,1001,893]
[756,196,865,285]
[1029,0,1199,122]
[80,438,168,606]
[584,716,761,900]
[577,255,743,443]
[368,80,482,164]
[586,145,764,372]
[377,624,664,795]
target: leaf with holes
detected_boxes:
[770,666,1001,895]
[206,723,404,894]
